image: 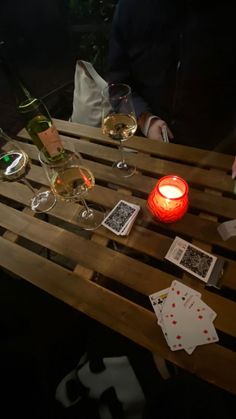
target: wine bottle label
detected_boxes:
[38,125,63,157]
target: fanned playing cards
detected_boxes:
[102,200,140,236]
[149,280,218,354]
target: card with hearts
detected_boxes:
[149,280,218,354]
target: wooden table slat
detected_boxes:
[51,119,234,171]
[1,236,236,395]
[1,179,236,271]
[1,119,236,395]
[16,131,235,195]
[1,202,236,340]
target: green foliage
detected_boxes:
[68,0,116,23]
[68,0,117,74]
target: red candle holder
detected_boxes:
[147,175,189,223]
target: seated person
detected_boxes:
[107,0,236,160]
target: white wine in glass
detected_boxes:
[39,149,105,230]
[51,165,95,201]
[102,83,137,177]
[0,129,56,212]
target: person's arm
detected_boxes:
[138,112,173,141]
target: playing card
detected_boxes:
[120,203,140,236]
[162,280,201,317]
[161,125,169,143]
[162,303,194,351]
[182,296,217,354]
[120,219,135,235]
[183,295,216,354]
[161,280,201,354]
[217,219,236,241]
[184,295,217,322]
[150,281,218,354]
[149,288,181,350]
[102,200,139,235]
[163,303,218,350]
[149,288,170,321]
[150,286,195,354]
[165,237,217,283]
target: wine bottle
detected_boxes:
[18,94,66,162]
[0,50,65,162]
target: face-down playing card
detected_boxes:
[102,200,139,235]
[165,236,217,283]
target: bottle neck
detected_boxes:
[15,77,33,106]
[1,56,34,106]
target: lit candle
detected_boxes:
[159,185,183,199]
[147,175,189,223]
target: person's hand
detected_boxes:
[147,118,174,142]
[232,156,236,179]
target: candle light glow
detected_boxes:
[159,184,183,199]
[147,175,189,223]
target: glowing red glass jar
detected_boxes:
[147,175,189,223]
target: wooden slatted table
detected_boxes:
[0,118,236,395]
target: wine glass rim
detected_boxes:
[102,83,131,98]
[0,149,28,162]
[0,149,29,176]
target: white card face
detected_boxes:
[161,280,201,353]
[182,295,216,354]
[150,289,183,351]
[165,236,217,283]
[184,295,217,322]
[150,286,195,354]
[162,304,194,350]
[156,320,177,350]
[150,280,218,354]
[149,288,170,320]
[217,220,236,241]
[102,200,139,235]
[161,126,169,143]
[162,280,201,316]
[163,301,218,350]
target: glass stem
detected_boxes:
[20,177,36,196]
[80,197,93,216]
[119,141,125,163]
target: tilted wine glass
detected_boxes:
[38,149,105,230]
[0,128,56,212]
[101,83,137,177]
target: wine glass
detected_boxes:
[38,149,105,230]
[0,128,56,212]
[101,83,137,177]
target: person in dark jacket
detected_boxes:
[108,0,236,156]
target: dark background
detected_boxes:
[0,0,117,136]
[1,2,236,417]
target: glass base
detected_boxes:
[112,160,136,178]
[78,203,105,231]
[78,203,105,230]
[30,190,56,213]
